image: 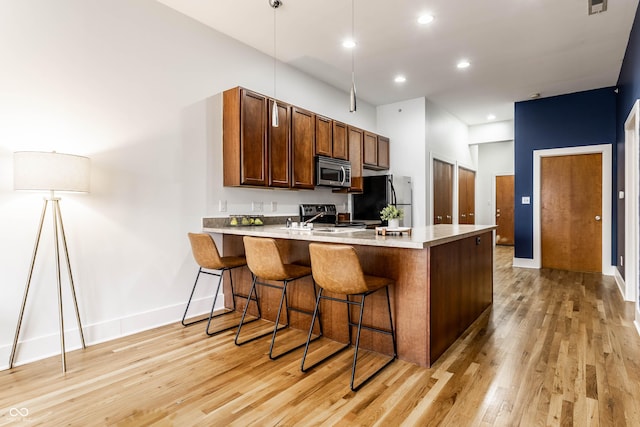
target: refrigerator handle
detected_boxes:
[388,177,397,206]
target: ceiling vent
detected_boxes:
[589,0,607,15]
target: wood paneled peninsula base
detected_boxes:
[202,223,496,368]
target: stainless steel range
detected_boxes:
[299,204,366,229]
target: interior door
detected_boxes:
[495,175,514,245]
[433,159,453,224]
[458,167,476,224]
[541,153,602,272]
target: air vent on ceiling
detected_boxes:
[589,0,607,15]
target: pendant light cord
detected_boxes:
[273,2,277,99]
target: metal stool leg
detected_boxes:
[234,274,268,345]
[182,268,215,327]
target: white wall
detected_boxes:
[469,120,514,145]
[475,141,515,226]
[425,100,474,224]
[0,0,378,369]
[376,98,427,225]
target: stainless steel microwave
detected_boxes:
[315,156,351,188]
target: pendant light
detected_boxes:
[270,0,281,127]
[349,0,357,113]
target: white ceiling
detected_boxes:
[157,0,638,125]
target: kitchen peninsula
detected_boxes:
[202,221,496,367]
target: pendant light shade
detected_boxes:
[270,0,281,127]
[272,100,279,127]
[349,0,357,113]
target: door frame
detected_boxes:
[532,144,613,275]
[623,101,640,331]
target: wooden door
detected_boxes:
[458,167,476,224]
[433,159,453,224]
[291,107,315,189]
[315,115,332,157]
[268,100,290,188]
[495,175,514,245]
[332,122,348,160]
[541,153,602,272]
[348,126,364,192]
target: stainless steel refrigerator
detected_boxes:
[352,175,412,226]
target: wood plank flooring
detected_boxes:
[2,246,640,426]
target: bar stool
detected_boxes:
[236,236,322,360]
[182,233,251,336]
[302,243,397,391]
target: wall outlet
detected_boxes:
[621,255,624,267]
[271,201,277,212]
[252,201,263,212]
[219,200,227,212]
[521,196,530,205]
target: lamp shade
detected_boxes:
[14,151,91,193]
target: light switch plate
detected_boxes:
[521,196,530,205]
[219,200,227,212]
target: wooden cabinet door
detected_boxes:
[315,115,332,157]
[268,100,290,188]
[433,159,453,224]
[363,131,378,167]
[377,136,390,169]
[495,175,514,245]
[348,126,364,192]
[541,153,602,272]
[291,107,315,189]
[332,121,348,160]
[458,167,476,224]
[240,89,268,186]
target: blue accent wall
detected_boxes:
[616,3,640,276]
[514,88,617,260]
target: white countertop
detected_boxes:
[202,224,497,249]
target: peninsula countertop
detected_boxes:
[202,223,497,249]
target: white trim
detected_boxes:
[625,100,640,304]
[533,144,613,274]
[614,268,626,299]
[512,257,539,269]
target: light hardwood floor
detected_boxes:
[2,246,640,426]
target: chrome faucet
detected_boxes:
[302,212,326,226]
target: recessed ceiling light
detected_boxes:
[342,39,356,49]
[418,14,434,25]
[394,75,406,83]
[457,59,470,69]
[487,114,496,121]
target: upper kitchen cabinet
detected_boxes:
[315,115,332,157]
[332,121,348,160]
[268,99,291,188]
[291,107,315,189]
[223,87,268,187]
[363,132,390,170]
[348,126,364,192]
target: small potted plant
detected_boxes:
[380,204,403,229]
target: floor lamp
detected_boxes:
[10,151,91,373]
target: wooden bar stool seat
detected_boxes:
[301,243,397,391]
[235,236,322,359]
[182,233,251,336]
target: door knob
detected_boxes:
[496,214,501,217]
[595,215,601,221]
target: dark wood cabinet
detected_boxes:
[363,132,390,170]
[363,131,378,166]
[315,115,332,157]
[268,99,291,188]
[377,136,390,169]
[223,87,268,187]
[291,107,315,189]
[332,121,348,160]
[348,126,364,192]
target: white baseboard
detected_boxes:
[0,296,220,371]
[614,268,627,300]
[512,257,539,269]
